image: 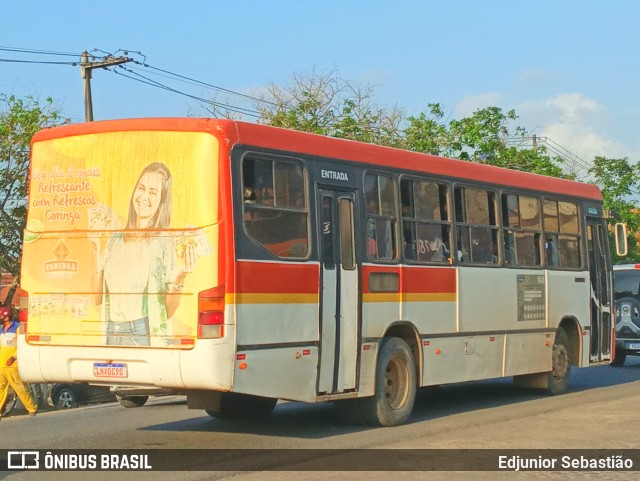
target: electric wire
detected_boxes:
[1,45,275,115]
[110,66,261,118]
[0,58,78,65]
[0,46,79,57]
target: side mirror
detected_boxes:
[614,222,628,257]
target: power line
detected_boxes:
[0,58,77,65]
[139,62,277,106]
[1,46,271,115]
[89,48,276,108]
[0,46,79,57]
[110,66,261,118]
[507,135,592,179]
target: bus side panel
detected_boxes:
[547,270,590,366]
[361,265,457,339]
[399,265,457,337]
[232,347,319,402]
[503,332,552,376]
[231,260,320,402]
[422,335,504,385]
[458,268,541,333]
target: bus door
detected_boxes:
[317,189,359,394]
[586,218,612,362]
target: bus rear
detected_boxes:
[19,119,234,392]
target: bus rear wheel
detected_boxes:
[359,337,416,427]
[206,392,277,420]
[548,328,571,395]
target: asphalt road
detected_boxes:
[1,357,639,480]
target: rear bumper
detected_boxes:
[110,386,183,397]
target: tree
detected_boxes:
[254,71,569,179]
[404,103,567,178]
[588,156,640,262]
[256,69,405,148]
[0,94,69,297]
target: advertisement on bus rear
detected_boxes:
[21,130,219,348]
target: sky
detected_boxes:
[2,0,639,175]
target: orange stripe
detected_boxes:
[234,293,318,304]
[363,293,457,303]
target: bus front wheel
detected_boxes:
[610,349,626,367]
[548,328,571,395]
[359,337,417,427]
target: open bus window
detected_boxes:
[365,173,398,261]
[501,194,542,267]
[400,179,451,263]
[242,157,309,259]
[455,186,498,264]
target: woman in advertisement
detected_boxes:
[92,162,197,346]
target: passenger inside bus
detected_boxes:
[470,230,496,264]
[546,236,560,266]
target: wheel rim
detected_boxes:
[552,343,569,380]
[59,391,74,408]
[384,355,409,409]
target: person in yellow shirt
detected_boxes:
[0,306,37,419]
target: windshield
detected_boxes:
[614,269,640,301]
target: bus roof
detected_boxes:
[32,117,602,201]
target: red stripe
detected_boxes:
[236,261,319,294]
[401,266,456,294]
[361,265,456,294]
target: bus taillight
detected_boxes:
[198,286,225,339]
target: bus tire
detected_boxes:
[610,350,626,367]
[548,328,571,395]
[206,392,277,420]
[359,337,416,427]
[117,395,149,408]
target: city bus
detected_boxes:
[18,118,625,426]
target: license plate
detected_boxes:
[628,343,640,350]
[93,362,128,378]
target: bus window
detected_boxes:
[321,196,335,270]
[501,194,542,267]
[339,198,355,270]
[543,199,581,269]
[400,179,451,263]
[242,157,309,259]
[365,173,398,261]
[455,186,498,264]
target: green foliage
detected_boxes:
[588,156,640,262]
[402,103,450,155]
[404,103,567,178]
[0,94,69,281]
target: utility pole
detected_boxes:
[80,51,132,122]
